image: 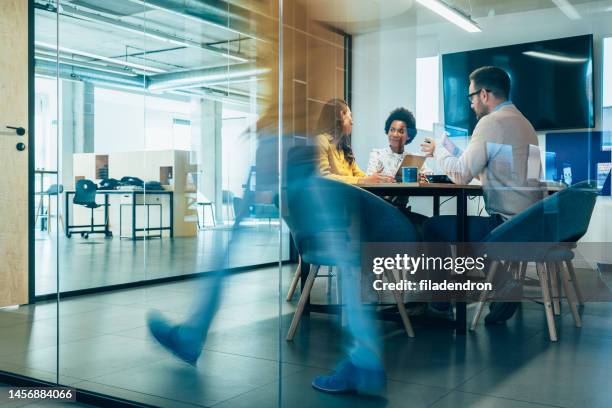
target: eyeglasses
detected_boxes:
[467,88,490,102]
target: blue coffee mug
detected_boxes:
[401,166,418,183]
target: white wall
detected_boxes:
[94,88,191,153]
[221,112,257,197]
[352,1,612,241]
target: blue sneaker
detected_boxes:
[147,311,201,366]
[312,360,386,395]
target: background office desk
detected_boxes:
[64,190,174,240]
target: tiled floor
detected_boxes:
[35,223,289,295]
[1,265,611,407]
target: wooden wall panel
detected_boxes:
[279,0,346,138]
[0,0,29,307]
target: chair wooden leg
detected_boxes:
[548,263,561,315]
[509,262,519,279]
[326,266,333,296]
[558,262,582,328]
[336,266,345,327]
[384,269,415,338]
[335,266,342,305]
[470,260,499,330]
[565,260,584,305]
[537,262,558,342]
[518,261,528,283]
[285,256,302,301]
[286,264,319,341]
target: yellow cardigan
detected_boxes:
[316,133,365,184]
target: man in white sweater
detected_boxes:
[421,66,543,323]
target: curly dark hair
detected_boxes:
[384,107,416,137]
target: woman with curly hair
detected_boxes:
[315,99,394,184]
[366,107,429,178]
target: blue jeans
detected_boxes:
[338,262,382,370]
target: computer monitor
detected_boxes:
[444,124,468,138]
[597,163,612,190]
[545,151,558,181]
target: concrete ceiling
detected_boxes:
[34,0,610,102]
[34,0,262,103]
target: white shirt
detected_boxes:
[366,147,429,177]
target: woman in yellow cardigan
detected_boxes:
[315,99,394,184]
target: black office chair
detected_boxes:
[72,179,111,239]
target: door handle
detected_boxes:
[6,126,26,136]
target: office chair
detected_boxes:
[285,175,419,341]
[470,181,597,341]
[72,179,111,239]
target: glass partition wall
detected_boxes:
[32,0,290,293]
[19,0,288,406]
[276,1,612,406]
[12,1,612,406]
[0,2,60,385]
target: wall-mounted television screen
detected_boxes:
[442,35,594,134]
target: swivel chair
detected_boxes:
[71,179,111,239]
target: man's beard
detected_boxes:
[475,106,490,120]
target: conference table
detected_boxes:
[295,181,565,334]
[361,182,483,335]
[297,182,484,335]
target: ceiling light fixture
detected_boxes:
[416,0,481,33]
[551,0,582,20]
[148,65,269,93]
[35,54,139,77]
[35,41,167,74]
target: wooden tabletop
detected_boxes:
[360,182,565,192]
[359,182,482,190]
